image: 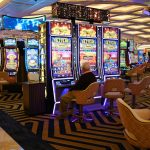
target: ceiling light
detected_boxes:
[120,28,129,31]
[138,35,150,38]
[111,5,144,13]
[111,15,137,20]
[142,29,150,32]
[110,22,132,26]
[127,25,149,29]
[131,17,150,22]
[87,4,118,10]
[123,31,143,34]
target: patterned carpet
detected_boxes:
[0,74,150,150]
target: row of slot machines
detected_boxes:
[120,39,149,70]
[39,22,120,114]
[0,38,39,78]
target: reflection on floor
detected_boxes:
[0,127,23,150]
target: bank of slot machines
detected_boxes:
[39,21,120,114]
[3,38,19,76]
[102,27,120,80]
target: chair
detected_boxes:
[103,78,125,115]
[72,82,100,122]
[126,76,150,108]
[0,72,9,93]
[117,98,150,149]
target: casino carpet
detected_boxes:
[0,77,150,150]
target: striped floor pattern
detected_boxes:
[0,87,149,149]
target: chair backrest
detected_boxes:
[28,72,39,82]
[74,82,100,105]
[128,76,150,95]
[117,98,150,148]
[104,78,125,93]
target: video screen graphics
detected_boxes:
[103,39,118,75]
[79,38,97,74]
[51,37,72,78]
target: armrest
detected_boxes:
[133,109,150,120]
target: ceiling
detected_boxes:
[0,0,150,44]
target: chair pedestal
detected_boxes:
[71,105,93,123]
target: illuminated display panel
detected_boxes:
[27,39,39,47]
[4,39,16,47]
[5,49,18,71]
[103,27,118,39]
[79,24,96,38]
[50,22,71,36]
[3,15,45,32]
[138,50,144,64]
[128,51,138,64]
[120,40,127,49]
[51,37,72,78]
[103,39,118,75]
[26,48,39,70]
[79,38,97,75]
[129,39,134,51]
[120,50,126,67]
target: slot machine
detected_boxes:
[77,24,101,81]
[102,27,120,80]
[3,38,19,76]
[25,38,39,81]
[49,21,75,114]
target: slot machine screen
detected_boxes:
[103,39,118,75]
[4,39,16,47]
[120,40,127,49]
[120,50,126,67]
[27,39,39,47]
[51,37,72,78]
[138,50,144,64]
[26,48,39,70]
[79,38,97,75]
[5,49,18,70]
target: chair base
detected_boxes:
[71,113,93,123]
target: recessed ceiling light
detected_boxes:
[138,34,150,38]
[127,25,149,29]
[142,29,150,32]
[87,4,118,10]
[130,17,150,23]
[111,5,144,13]
[111,15,137,20]
[110,22,132,26]
[123,31,143,34]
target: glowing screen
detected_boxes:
[4,39,16,47]
[27,39,39,47]
[5,49,18,71]
[120,50,126,67]
[103,39,118,75]
[79,38,97,75]
[26,48,39,70]
[51,37,72,78]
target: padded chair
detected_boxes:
[28,72,39,82]
[103,78,125,115]
[72,82,100,122]
[117,98,150,149]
